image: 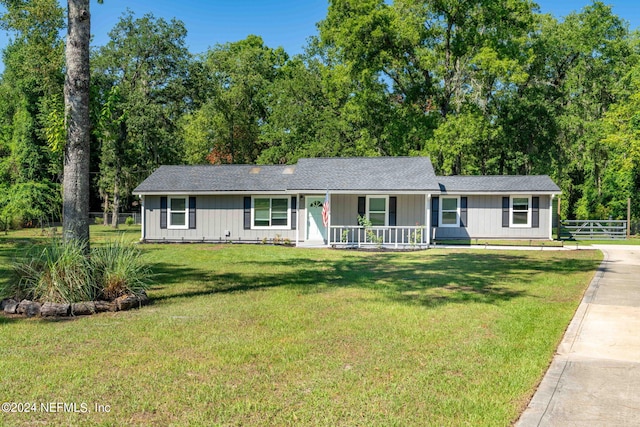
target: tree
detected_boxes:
[598,64,640,220]
[182,36,286,164]
[318,0,536,172]
[63,0,91,245]
[92,11,191,226]
[0,0,65,228]
[522,3,633,219]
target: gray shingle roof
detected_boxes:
[437,175,561,193]
[133,158,561,195]
[133,164,294,193]
[287,157,439,191]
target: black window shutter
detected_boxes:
[431,196,439,227]
[160,197,167,229]
[532,196,540,228]
[291,196,297,230]
[502,197,510,228]
[358,196,366,219]
[389,196,397,226]
[189,196,196,229]
[460,197,468,228]
[244,197,251,230]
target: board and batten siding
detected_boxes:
[434,194,552,239]
[329,194,426,226]
[144,195,298,242]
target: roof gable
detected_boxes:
[288,157,439,191]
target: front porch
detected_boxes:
[328,225,429,249]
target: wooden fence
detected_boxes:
[560,220,628,240]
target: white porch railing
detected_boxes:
[329,225,428,248]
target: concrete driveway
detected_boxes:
[516,245,640,426]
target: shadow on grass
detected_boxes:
[0,314,16,324]
[147,248,601,308]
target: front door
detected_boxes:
[306,197,326,242]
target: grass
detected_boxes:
[434,239,565,247]
[0,226,603,426]
[573,237,640,245]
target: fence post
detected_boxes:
[628,197,632,239]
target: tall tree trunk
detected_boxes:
[63,0,91,250]
[100,188,109,226]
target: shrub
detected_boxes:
[92,238,152,300]
[10,239,97,303]
[95,216,103,225]
[125,216,135,226]
[5,238,153,304]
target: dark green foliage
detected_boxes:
[92,11,192,227]
[0,0,65,229]
[0,1,638,224]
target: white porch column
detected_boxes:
[326,192,331,247]
[426,193,431,246]
[295,194,300,246]
[140,195,146,242]
[549,194,555,240]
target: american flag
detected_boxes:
[322,191,330,227]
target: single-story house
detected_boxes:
[133,157,561,247]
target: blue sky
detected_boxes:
[0,0,639,73]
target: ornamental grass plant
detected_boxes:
[91,237,152,300]
[5,237,151,304]
[10,239,96,303]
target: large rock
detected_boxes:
[40,302,70,317]
[16,300,41,317]
[2,299,19,314]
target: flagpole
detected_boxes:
[322,190,330,246]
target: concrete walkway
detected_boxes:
[517,245,640,426]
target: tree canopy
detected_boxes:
[0,0,638,227]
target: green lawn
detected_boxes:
[0,226,602,426]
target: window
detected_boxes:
[169,197,187,229]
[440,197,459,227]
[253,197,289,228]
[511,196,531,227]
[367,196,387,226]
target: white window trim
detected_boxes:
[168,196,189,230]
[510,195,532,228]
[366,195,389,226]
[439,196,460,228]
[251,196,291,230]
